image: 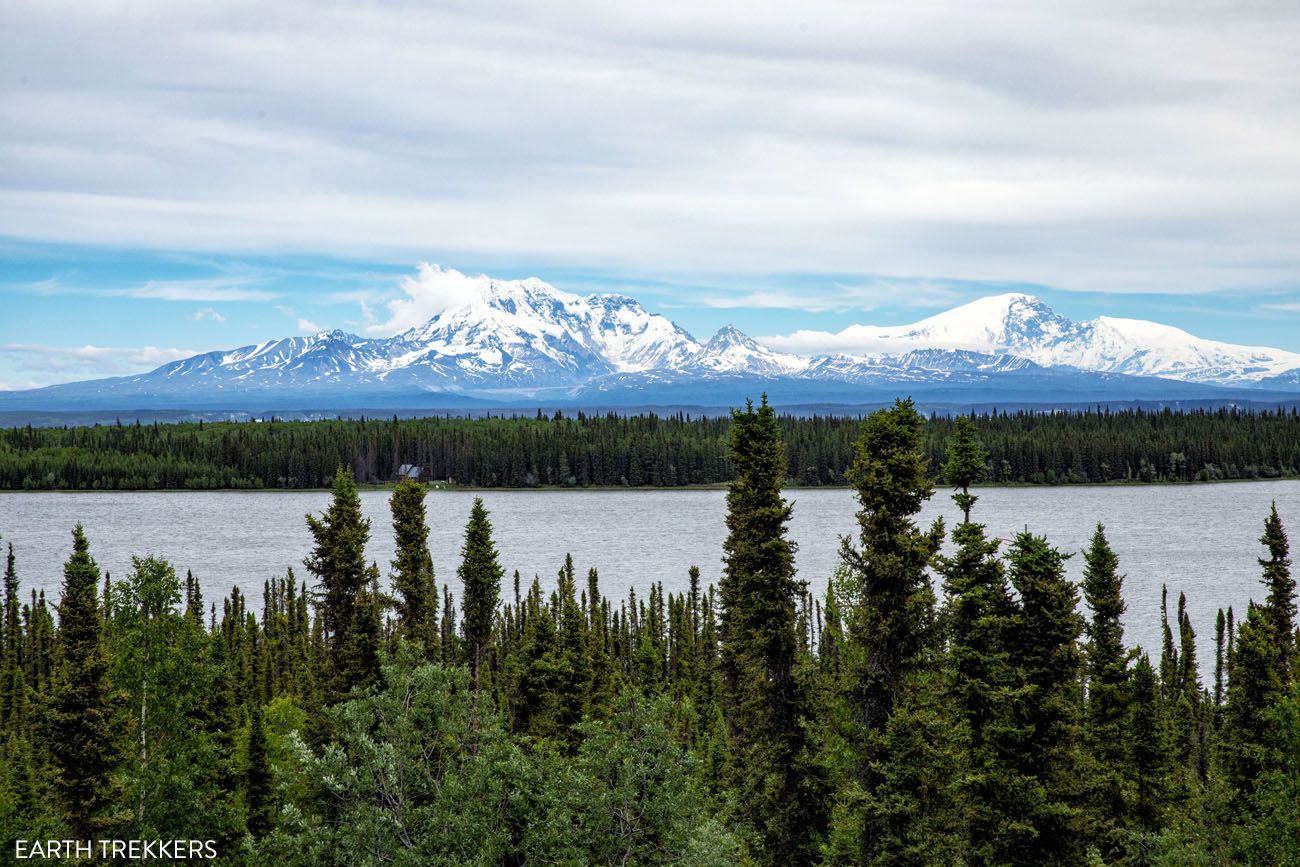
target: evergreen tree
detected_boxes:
[342,566,383,693]
[109,556,241,842]
[1006,531,1086,865]
[389,478,439,658]
[0,543,24,735]
[836,398,945,862]
[1258,503,1295,685]
[46,525,118,837]
[1080,523,1132,851]
[303,466,372,701]
[1128,653,1170,833]
[718,396,824,865]
[1214,608,1227,713]
[943,414,987,524]
[1223,508,1299,810]
[937,498,1023,863]
[458,498,503,691]
[555,555,590,740]
[245,699,272,837]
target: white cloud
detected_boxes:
[0,343,200,389]
[193,306,227,322]
[0,2,1298,297]
[696,279,970,313]
[297,318,324,334]
[10,274,277,302]
[367,264,489,335]
[759,328,911,356]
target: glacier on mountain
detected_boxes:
[5,272,1300,411]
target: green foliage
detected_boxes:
[10,406,1300,491]
[938,514,1025,863]
[253,651,526,866]
[1081,524,1134,853]
[45,524,118,837]
[1258,503,1296,686]
[526,691,740,865]
[457,497,503,689]
[108,555,242,843]
[304,466,374,700]
[3,404,1300,864]
[833,398,948,864]
[388,478,438,657]
[1005,531,1087,866]
[943,414,988,523]
[719,395,825,864]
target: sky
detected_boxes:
[2,0,1299,389]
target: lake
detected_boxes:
[2,481,1296,661]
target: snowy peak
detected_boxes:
[839,292,1071,354]
[1029,315,1300,383]
[690,325,806,376]
[390,275,702,383]
[583,293,701,371]
[20,270,1300,411]
[795,292,1300,385]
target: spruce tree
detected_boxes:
[47,525,118,837]
[942,414,987,524]
[1258,503,1295,685]
[1006,531,1086,865]
[937,497,1021,862]
[0,543,24,735]
[245,700,272,837]
[718,396,824,865]
[1223,507,1298,806]
[1214,608,1227,713]
[555,555,590,740]
[342,565,383,693]
[1128,653,1170,833]
[2,543,17,662]
[836,398,945,862]
[304,466,371,701]
[458,498,503,691]
[389,478,439,658]
[1080,523,1132,849]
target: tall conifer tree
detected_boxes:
[942,414,986,525]
[718,396,824,865]
[458,498,503,691]
[1006,532,1086,865]
[304,466,371,700]
[1258,503,1295,685]
[389,478,439,658]
[47,525,118,837]
[937,464,1020,862]
[245,699,272,837]
[836,398,945,862]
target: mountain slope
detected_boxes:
[780,293,1300,385]
[4,272,1300,412]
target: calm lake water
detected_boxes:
[2,481,1297,660]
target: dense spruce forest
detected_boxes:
[5,406,1300,491]
[1,398,1298,865]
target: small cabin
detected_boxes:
[395,463,424,482]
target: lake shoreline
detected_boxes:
[2,474,1297,495]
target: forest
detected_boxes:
[0,397,1297,865]
[4,405,1300,491]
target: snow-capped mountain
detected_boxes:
[687,326,806,376]
[5,273,1300,414]
[387,277,701,385]
[785,293,1300,386]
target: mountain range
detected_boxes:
[6,274,1300,415]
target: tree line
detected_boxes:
[5,405,1300,490]
[0,397,1297,864]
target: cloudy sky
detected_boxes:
[3,0,1299,388]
